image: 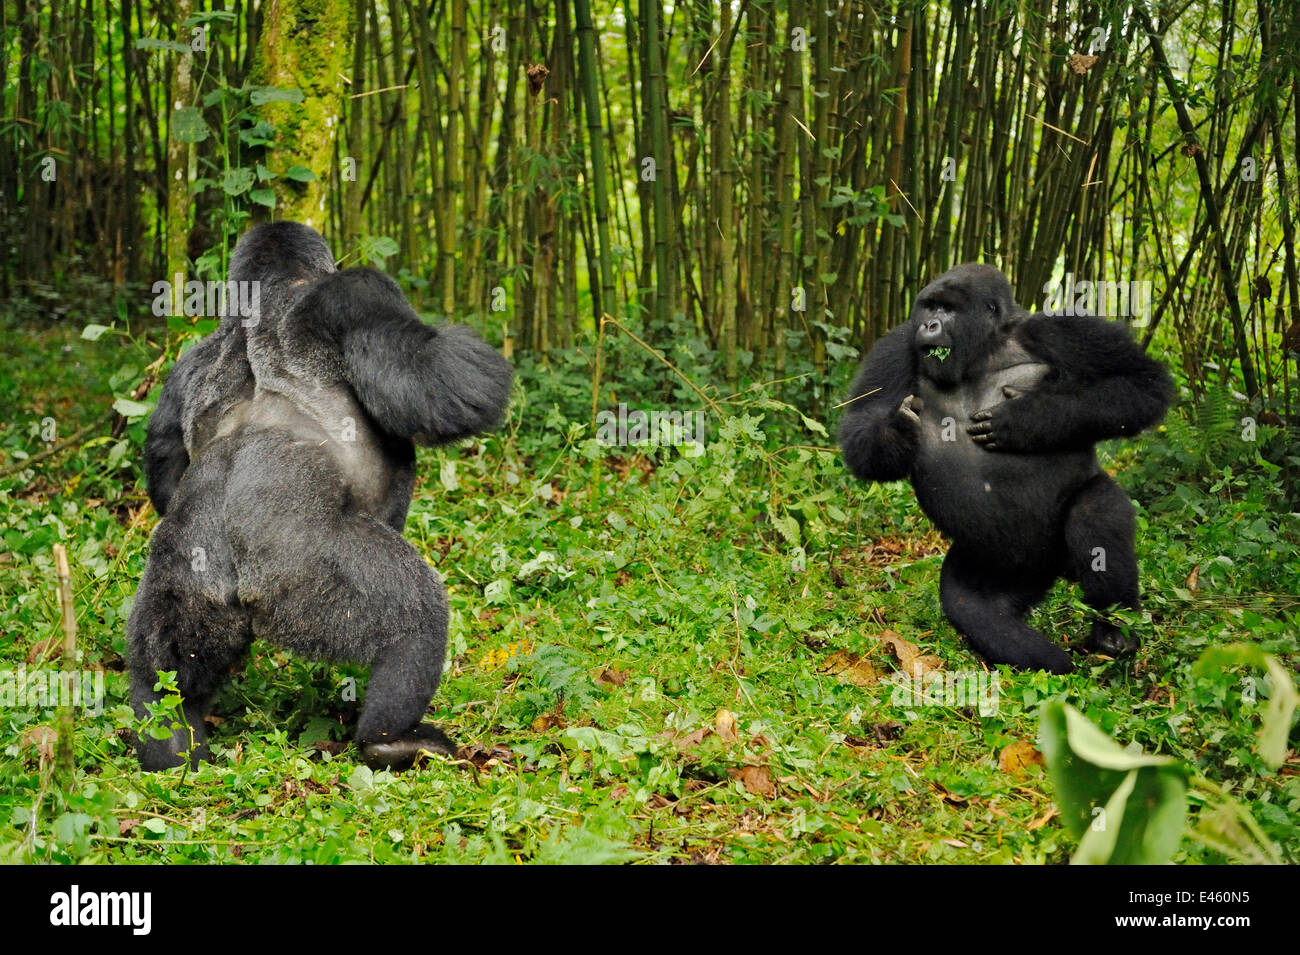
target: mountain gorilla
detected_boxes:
[839,264,1172,673]
[129,221,512,770]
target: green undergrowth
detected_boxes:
[0,309,1297,864]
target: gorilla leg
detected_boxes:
[940,545,1073,673]
[227,447,454,770]
[127,516,251,770]
[1064,474,1141,657]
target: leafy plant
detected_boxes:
[1040,643,1297,865]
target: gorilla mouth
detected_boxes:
[927,347,951,362]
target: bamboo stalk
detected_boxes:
[53,544,77,786]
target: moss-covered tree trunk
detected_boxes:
[253,0,355,228]
[165,0,195,288]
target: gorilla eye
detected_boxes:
[986,301,998,313]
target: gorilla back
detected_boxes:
[129,222,512,771]
[839,264,1172,673]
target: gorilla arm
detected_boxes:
[143,342,203,516]
[838,323,923,482]
[296,268,513,445]
[967,314,1173,453]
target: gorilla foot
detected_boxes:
[359,723,457,771]
[1002,641,1074,675]
[1085,620,1138,658]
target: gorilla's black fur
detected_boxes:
[129,221,512,770]
[839,264,1172,673]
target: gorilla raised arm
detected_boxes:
[129,222,513,771]
[295,269,512,444]
[839,264,1172,673]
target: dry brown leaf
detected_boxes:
[456,742,514,770]
[817,649,878,686]
[729,764,776,799]
[715,709,739,742]
[595,667,629,687]
[531,712,566,732]
[21,725,56,761]
[1027,808,1059,831]
[844,721,903,749]
[118,816,142,835]
[941,837,969,848]
[878,631,944,677]
[25,637,62,663]
[525,63,550,95]
[1068,53,1099,74]
[933,782,968,806]
[674,727,711,751]
[905,655,945,678]
[999,740,1044,775]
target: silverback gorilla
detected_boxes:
[839,264,1172,673]
[129,222,512,770]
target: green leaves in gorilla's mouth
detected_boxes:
[927,346,951,362]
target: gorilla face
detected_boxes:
[910,263,1020,388]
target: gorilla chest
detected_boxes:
[911,361,1091,543]
[915,361,1049,452]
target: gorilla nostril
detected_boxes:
[919,319,942,339]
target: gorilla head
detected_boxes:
[909,264,1023,388]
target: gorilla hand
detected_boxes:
[967,386,1030,451]
[898,394,924,425]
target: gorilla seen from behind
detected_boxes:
[129,222,512,770]
[839,264,1172,673]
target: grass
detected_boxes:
[0,305,1296,864]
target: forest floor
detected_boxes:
[0,313,1297,864]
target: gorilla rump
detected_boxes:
[839,264,1172,673]
[129,222,512,770]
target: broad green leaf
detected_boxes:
[1072,768,1133,864]
[1060,705,1177,771]
[1039,700,1188,863]
[170,106,208,143]
[1193,642,1269,675]
[439,459,458,492]
[770,509,800,546]
[113,398,153,418]
[250,86,304,105]
[799,412,828,437]
[1194,644,1299,769]
[1260,655,1299,769]
[220,167,255,196]
[1073,765,1186,865]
